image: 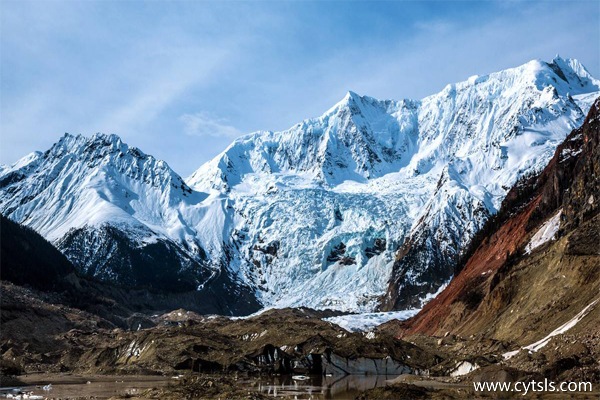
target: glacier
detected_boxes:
[1,56,598,313]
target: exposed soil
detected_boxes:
[388,99,600,387]
[1,282,437,377]
[4,280,598,399]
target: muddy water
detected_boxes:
[0,373,394,399]
[0,374,172,399]
[245,374,396,399]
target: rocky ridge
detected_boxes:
[393,97,600,384]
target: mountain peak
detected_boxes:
[444,57,600,98]
[51,132,123,155]
[1,131,199,244]
[317,90,370,125]
[332,90,364,111]
[544,56,599,90]
[47,132,159,167]
[344,90,361,101]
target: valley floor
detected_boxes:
[2,281,600,399]
[3,372,599,399]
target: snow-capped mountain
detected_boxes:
[187,56,599,311]
[1,56,598,313]
[0,134,260,313]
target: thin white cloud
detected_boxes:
[413,19,454,34]
[179,112,242,139]
[91,44,233,136]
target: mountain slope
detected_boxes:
[0,134,260,314]
[0,214,74,290]
[0,214,261,324]
[380,57,599,310]
[398,97,600,350]
[186,56,599,311]
[1,56,598,313]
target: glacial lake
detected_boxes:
[245,374,397,399]
[1,373,396,399]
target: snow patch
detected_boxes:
[323,309,419,332]
[450,361,479,377]
[525,209,562,254]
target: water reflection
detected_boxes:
[247,374,395,399]
[0,374,394,399]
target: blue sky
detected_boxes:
[1,0,599,176]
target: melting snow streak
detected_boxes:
[503,298,599,359]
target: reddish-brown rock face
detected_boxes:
[398,97,600,339]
